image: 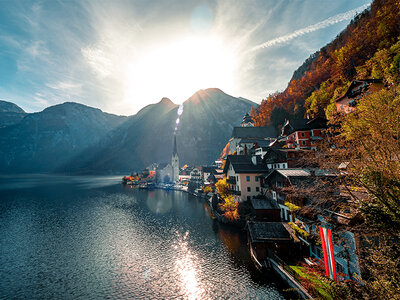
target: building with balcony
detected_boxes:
[281,117,327,150]
[223,155,270,201]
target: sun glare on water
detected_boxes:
[123,35,237,106]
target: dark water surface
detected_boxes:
[0,175,293,299]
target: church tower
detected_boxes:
[171,134,180,183]
[241,112,255,127]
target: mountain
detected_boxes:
[0,100,27,127]
[58,88,257,174]
[0,102,127,173]
[251,0,400,128]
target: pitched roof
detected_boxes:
[223,155,269,174]
[250,198,280,210]
[282,117,327,135]
[262,168,336,186]
[231,126,277,139]
[276,169,311,177]
[202,166,216,173]
[247,222,291,242]
[260,168,310,186]
[335,79,383,102]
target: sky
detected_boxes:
[0,0,372,115]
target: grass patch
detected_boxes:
[290,265,334,299]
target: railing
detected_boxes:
[267,249,302,282]
[227,189,241,195]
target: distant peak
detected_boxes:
[159,97,175,106]
[204,88,224,94]
[193,88,224,96]
[0,100,25,113]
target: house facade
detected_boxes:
[281,117,327,150]
[335,79,383,114]
[223,155,269,201]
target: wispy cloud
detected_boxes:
[250,3,370,51]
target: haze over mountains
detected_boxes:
[0,89,256,174]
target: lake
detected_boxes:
[0,175,294,299]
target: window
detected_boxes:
[247,187,251,192]
[301,132,305,137]
[247,196,250,201]
[255,176,258,182]
[302,141,306,145]
[256,187,260,192]
[246,176,250,181]
[272,191,277,199]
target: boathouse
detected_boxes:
[247,221,292,263]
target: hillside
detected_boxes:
[0,100,27,127]
[0,102,127,173]
[251,0,400,128]
[58,88,256,174]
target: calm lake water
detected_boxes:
[0,175,294,299]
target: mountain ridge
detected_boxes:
[0,89,256,174]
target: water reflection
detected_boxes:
[175,231,206,300]
[146,190,173,214]
[0,175,291,299]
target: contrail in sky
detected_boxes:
[251,3,370,52]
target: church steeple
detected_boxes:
[171,134,179,183]
[173,134,178,156]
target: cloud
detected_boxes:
[46,81,83,95]
[25,40,49,57]
[250,3,370,51]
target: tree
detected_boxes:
[219,194,239,221]
[202,186,213,193]
[326,88,400,299]
[215,178,228,198]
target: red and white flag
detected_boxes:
[319,226,337,281]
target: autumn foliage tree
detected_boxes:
[215,178,239,221]
[321,87,400,299]
[219,194,239,221]
[251,0,400,129]
[215,177,228,198]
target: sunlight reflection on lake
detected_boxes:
[0,175,292,299]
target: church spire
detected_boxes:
[173,134,178,156]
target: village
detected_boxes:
[120,78,383,298]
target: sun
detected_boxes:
[123,35,237,108]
